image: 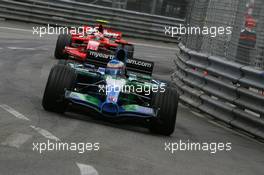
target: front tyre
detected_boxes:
[42,65,76,113]
[149,87,178,136]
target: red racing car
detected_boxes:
[54,22,134,61]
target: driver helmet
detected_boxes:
[105,59,125,76]
[98,24,104,33]
[94,31,104,40]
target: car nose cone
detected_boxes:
[101,102,119,115]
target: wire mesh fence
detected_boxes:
[183,0,264,69]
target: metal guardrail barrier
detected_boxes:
[0,0,183,42]
[172,43,264,139]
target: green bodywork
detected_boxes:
[64,62,165,117]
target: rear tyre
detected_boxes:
[54,34,71,59]
[42,65,76,113]
[149,86,178,136]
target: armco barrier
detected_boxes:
[172,43,264,139]
[0,0,183,42]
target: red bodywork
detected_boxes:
[64,25,130,61]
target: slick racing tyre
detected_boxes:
[42,65,76,113]
[54,34,71,59]
[124,44,134,59]
[149,86,178,136]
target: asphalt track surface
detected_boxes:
[0,21,263,175]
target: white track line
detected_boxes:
[0,27,32,32]
[0,104,30,121]
[208,120,264,145]
[179,103,188,109]
[30,125,60,141]
[1,133,32,148]
[191,110,205,119]
[190,108,264,144]
[7,47,36,50]
[76,163,98,175]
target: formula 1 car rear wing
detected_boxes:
[86,50,154,76]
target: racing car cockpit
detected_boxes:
[105,60,126,77]
[105,49,127,77]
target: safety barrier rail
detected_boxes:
[172,43,264,139]
[0,0,183,42]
